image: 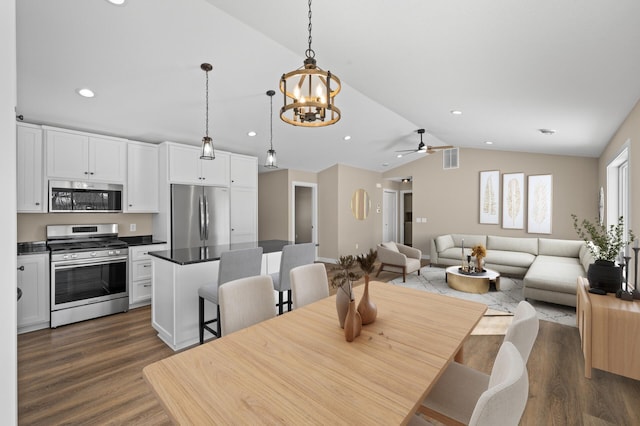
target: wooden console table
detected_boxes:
[576,276,640,380]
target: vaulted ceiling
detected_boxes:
[16,0,640,173]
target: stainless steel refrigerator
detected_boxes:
[171,184,230,249]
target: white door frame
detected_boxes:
[291,181,318,250]
[382,189,398,242]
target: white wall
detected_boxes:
[1,0,18,423]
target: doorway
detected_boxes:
[382,189,398,242]
[291,182,317,246]
[400,191,413,246]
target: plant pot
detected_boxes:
[587,260,623,293]
[357,275,377,325]
[336,282,351,328]
[344,300,362,342]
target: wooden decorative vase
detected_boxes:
[336,282,351,328]
[357,275,377,325]
[344,300,362,342]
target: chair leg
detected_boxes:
[199,297,204,344]
[287,289,292,312]
[278,291,284,315]
[403,266,406,282]
[216,305,221,337]
[376,264,383,277]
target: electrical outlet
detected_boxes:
[130,223,136,232]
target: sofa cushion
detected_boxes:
[435,235,454,252]
[487,235,538,255]
[484,250,536,269]
[381,242,399,252]
[538,238,583,257]
[451,234,487,249]
[524,255,585,295]
[439,247,465,261]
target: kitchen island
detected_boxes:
[149,240,292,350]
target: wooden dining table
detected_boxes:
[143,281,487,425]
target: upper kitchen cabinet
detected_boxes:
[167,143,229,186]
[45,128,127,183]
[126,142,159,212]
[16,123,45,213]
[230,154,257,188]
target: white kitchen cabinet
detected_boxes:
[230,154,257,188]
[17,253,50,333]
[168,143,229,186]
[45,128,127,182]
[126,142,159,212]
[129,244,167,307]
[230,187,257,244]
[16,123,45,213]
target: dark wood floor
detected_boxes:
[18,280,640,425]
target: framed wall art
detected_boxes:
[527,174,553,234]
[479,170,500,224]
[502,172,525,229]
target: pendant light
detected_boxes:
[280,0,341,127]
[200,63,215,160]
[264,90,278,168]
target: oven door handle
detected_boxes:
[52,256,128,269]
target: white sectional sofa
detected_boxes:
[430,234,594,307]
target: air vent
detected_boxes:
[443,148,459,169]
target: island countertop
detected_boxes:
[148,239,294,265]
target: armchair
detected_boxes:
[376,242,422,282]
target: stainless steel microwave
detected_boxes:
[49,180,123,213]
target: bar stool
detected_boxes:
[198,246,263,343]
[270,243,316,315]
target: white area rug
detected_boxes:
[389,266,577,327]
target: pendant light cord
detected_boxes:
[270,93,274,150]
[205,69,209,138]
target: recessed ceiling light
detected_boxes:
[106,0,126,5]
[247,131,257,137]
[382,162,389,167]
[485,141,493,145]
[396,154,403,158]
[450,110,463,115]
[76,88,95,98]
[343,135,351,141]
[538,128,556,135]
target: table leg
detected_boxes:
[454,347,463,363]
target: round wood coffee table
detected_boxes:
[445,266,500,294]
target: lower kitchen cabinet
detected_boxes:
[129,244,167,307]
[17,253,50,333]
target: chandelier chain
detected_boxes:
[306,0,314,58]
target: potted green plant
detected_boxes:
[572,214,635,292]
[331,255,361,329]
[356,249,378,325]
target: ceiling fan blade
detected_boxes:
[426,145,454,151]
[394,149,418,153]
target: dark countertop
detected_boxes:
[149,240,294,265]
[17,241,48,255]
[119,235,167,246]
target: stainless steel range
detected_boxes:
[47,224,128,328]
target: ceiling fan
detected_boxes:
[395,129,454,156]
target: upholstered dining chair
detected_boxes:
[271,242,316,314]
[376,241,422,282]
[417,341,529,426]
[290,263,330,309]
[198,246,263,343]
[417,302,538,425]
[218,275,276,335]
